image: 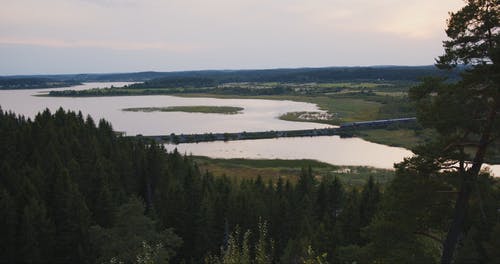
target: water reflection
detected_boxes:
[173,137,500,175]
[173,136,413,169]
[0,82,331,135]
[1,82,497,175]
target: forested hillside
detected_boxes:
[125,66,462,89]
[1,106,499,263]
[0,107,381,263]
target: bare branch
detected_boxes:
[444,141,481,152]
[436,190,459,194]
[414,231,443,244]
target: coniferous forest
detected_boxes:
[0,102,499,264]
[0,107,384,263]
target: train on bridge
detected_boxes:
[131,117,417,144]
[339,117,416,129]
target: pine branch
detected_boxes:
[414,231,444,244]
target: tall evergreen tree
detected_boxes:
[51,167,91,263]
[0,188,17,263]
[409,1,499,262]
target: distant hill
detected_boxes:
[1,66,463,89]
[0,77,81,90]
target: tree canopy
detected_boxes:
[405,0,499,262]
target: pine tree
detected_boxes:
[89,196,181,264]
[51,167,91,263]
[409,1,499,262]
[19,198,55,262]
[359,176,380,228]
[0,188,17,262]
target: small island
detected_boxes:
[279,111,339,125]
[122,105,244,114]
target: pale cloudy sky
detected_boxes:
[0,0,464,75]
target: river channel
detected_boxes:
[1,82,498,174]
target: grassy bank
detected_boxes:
[122,105,243,114]
[178,94,385,124]
[275,96,381,125]
[351,128,434,149]
[192,156,395,188]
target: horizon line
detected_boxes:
[1,64,442,77]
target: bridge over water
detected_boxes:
[130,117,416,144]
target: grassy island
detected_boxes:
[122,105,244,114]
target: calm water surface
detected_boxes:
[173,136,412,169]
[0,82,331,135]
[173,137,499,174]
[0,82,498,175]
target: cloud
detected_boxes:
[0,37,200,52]
[374,1,463,39]
[78,0,137,5]
[285,0,463,39]
[0,0,466,74]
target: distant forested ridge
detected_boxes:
[120,66,463,89]
[3,65,462,88]
[0,77,81,90]
[44,66,464,97]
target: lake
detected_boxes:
[1,82,498,174]
[173,136,412,169]
[0,82,331,135]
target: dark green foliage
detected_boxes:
[206,220,274,264]
[333,2,500,262]
[0,107,183,263]
[0,188,19,262]
[128,77,218,89]
[407,1,500,262]
[90,196,181,263]
[32,65,460,84]
[0,107,392,263]
[2,3,496,263]
[352,161,450,263]
[436,0,499,67]
[484,223,500,262]
[3,104,498,263]
[349,161,500,264]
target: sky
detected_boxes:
[0,0,465,75]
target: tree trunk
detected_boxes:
[145,178,153,211]
[441,105,497,263]
[440,176,472,264]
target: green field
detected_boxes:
[179,94,386,123]
[351,128,434,149]
[315,82,387,88]
[122,105,243,114]
[277,96,399,125]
